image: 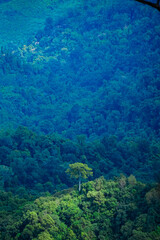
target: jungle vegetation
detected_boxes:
[0,176,160,240]
[0,0,159,140]
[0,0,160,239]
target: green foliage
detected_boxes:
[150,226,160,240]
[0,127,159,194]
[66,162,93,191]
[0,177,159,240]
[36,231,55,240]
[0,0,159,143]
[66,163,93,180]
[128,174,137,186]
[0,0,159,238]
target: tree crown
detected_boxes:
[66,162,93,179]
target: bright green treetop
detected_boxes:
[66,163,93,191]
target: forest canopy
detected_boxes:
[0,0,160,239]
[0,126,159,195]
[0,176,160,240]
[0,0,159,140]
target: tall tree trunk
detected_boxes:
[79,173,81,192]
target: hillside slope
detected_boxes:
[0,127,160,194]
[0,0,160,140]
[0,177,160,240]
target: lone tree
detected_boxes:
[66,163,93,191]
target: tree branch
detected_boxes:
[135,0,160,11]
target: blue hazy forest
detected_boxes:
[0,0,160,239]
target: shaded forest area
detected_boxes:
[0,0,160,140]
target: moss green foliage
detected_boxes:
[0,177,159,240]
[66,163,93,191]
[66,163,93,180]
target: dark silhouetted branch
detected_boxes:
[135,0,160,11]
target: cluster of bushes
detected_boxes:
[0,176,160,239]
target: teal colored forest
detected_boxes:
[0,0,160,239]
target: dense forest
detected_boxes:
[0,126,160,195]
[0,0,160,239]
[0,0,160,140]
[0,176,160,239]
